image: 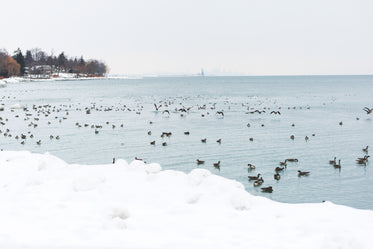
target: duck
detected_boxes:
[261,186,273,193]
[196,159,205,165]
[248,174,261,181]
[298,170,310,176]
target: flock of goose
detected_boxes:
[0,91,372,195]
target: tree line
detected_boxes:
[0,48,108,78]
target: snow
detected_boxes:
[0,150,372,249]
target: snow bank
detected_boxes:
[0,151,372,249]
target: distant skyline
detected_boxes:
[2,0,373,76]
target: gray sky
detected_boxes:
[2,0,373,75]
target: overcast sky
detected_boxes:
[2,0,373,75]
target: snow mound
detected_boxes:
[0,150,372,249]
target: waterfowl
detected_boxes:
[363,107,373,114]
[363,146,369,153]
[249,137,254,141]
[36,140,41,145]
[154,104,162,111]
[148,131,152,135]
[216,139,221,144]
[339,121,343,126]
[334,160,341,169]
[253,178,264,186]
[261,186,273,193]
[298,170,310,176]
[201,138,207,143]
[274,173,281,180]
[135,157,143,161]
[184,131,190,135]
[150,141,155,145]
[290,135,295,140]
[329,157,336,165]
[356,155,369,165]
[275,167,285,172]
[162,142,167,146]
[305,136,309,141]
[196,159,205,165]
[286,158,298,162]
[56,136,60,140]
[216,111,224,116]
[213,161,220,169]
[248,174,261,181]
[247,163,256,169]
[279,161,287,166]
[112,158,115,164]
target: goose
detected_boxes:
[290,135,295,140]
[148,131,152,135]
[363,146,369,153]
[196,159,205,165]
[247,163,256,169]
[253,178,264,186]
[201,138,207,143]
[184,131,190,135]
[305,136,309,141]
[213,161,220,169]
[261,186,273,193]
[162,142,167,146]
[216,139,221,144]
[274,173,281,180]
[298,170,310,176]
[275,167,285,172]
[334,160,341,169]
[150,141,155,145]
[248,174,261,181]
[280,161,287,166]
[339,121,343,126]
[249,137,254,141]
[329,157,336,165]
[286,158,298,162]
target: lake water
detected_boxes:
[1,75,372,209]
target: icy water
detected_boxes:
[1,76,373,209]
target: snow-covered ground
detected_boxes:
[0,151,372,249]
[0,74,111,85]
